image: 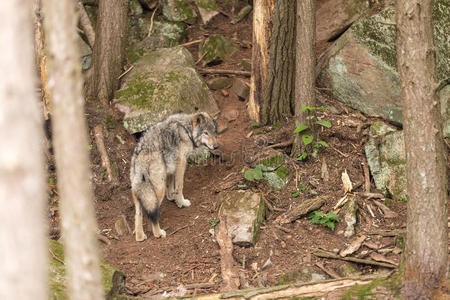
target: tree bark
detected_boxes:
[396,0,448,298]
[248,0,276,122]
[0,1,47,299]
[41,0,104,299]
[292,0,316,157]
[90,0,129,104]
[260,0,296,125]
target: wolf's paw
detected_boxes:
[135,232,147,242]
[154,229,166,238]
[166,192,176,201]
[176,198,191,208]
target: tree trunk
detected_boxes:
[260,0,296,125]
[248,0,275,122]
[90,0,129,104]
[41,0,104,299]
[396,0,448,298]
[0,1,47,299]
[292,0,316,157]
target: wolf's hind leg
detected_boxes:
[151,184,166,238]
[166,174,176,201]
[132,190,147,242]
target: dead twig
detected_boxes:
[198,68,251,77]
[362,162,371,193]
[266,140,292,149]
[147,7,158,38]
[181,39,204,47]
[49,249,65,265]
[356,192,385,200]
[168,224,190,236]
[315,261,340,279]
[330,146,350,158]
[118,65,134,80]
[274,224,292,234]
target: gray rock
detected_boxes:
[207,77,232,90]
[240,59,251,72]
[231,78,250,100]
[114,215,131,236]
[278,268,326,285]
[160,0,197,23]
[114,46,219,134]
[218,191,266,247]
[318,1,449,134]
[195,0,219,24]
[231,5,252,25]
[199,34,238,66]
[365,122,407,201]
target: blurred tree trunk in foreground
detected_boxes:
[0,1,47,299]
[89,0,129,104]
[396,0,448,298]
[292,0,316,158]
[42,0,104,299]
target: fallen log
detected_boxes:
[216,216,240,291]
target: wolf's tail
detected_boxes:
[132,180,160,225]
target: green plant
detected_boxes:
[399,196,407,202]
[209,219,220,227]
[241,166,263,182]
[293,106,331,160]
[291,191,300,198]
[308,211,339,231]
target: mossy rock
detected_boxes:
[318,0,449,129]
[207,77,232,90]
[365,123,407,201]
[199,34,238,66]
[49,239,126,299]
[160,0,197,23]
[256,152,289,190]
[114,46,219,134]
[218,191,266,247]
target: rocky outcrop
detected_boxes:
[318,1,449,134]
[114,46,219,134]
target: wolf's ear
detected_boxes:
[192,113,205,127]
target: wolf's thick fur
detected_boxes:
[130,112,219,241]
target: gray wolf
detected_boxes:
[130,112,219,241]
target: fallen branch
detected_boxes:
[147,7,158,38]
[313,249,396,269]
[93,125,117,184]
[118,65,134,80]
[362,162,371,193]
[198,68,251,77]
[168,224,190,236]
[364,229,405,237]
[266,140,292,149]
[355,192,385,200]
[98,234,111,245]
[181,39,204,47]
[216,217,240,291]
[277,196,325,224]
[315,261,340,279]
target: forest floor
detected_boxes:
[47,1,449,298]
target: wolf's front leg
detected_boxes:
[132,191,147,242]
[174,156,191,208]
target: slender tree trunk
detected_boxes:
[42,0,104,299]
[260,0,296,125]
[77,1,96,49]
[292,0,316,157]
[396,0,448,298]
[248,0,275,122]
[0,1,47,299]
[90,0,129,104]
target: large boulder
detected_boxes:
[318,1,449,134]
[257,152,289,190]
[218,191,266,247]
[49,240,126,299]
[199,34,238,66]
[364,122,407,201]
[114,46,219,134]
[316,0,370,44]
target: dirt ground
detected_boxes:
[46,1,448,298]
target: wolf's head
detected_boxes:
[191,112,219,150]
